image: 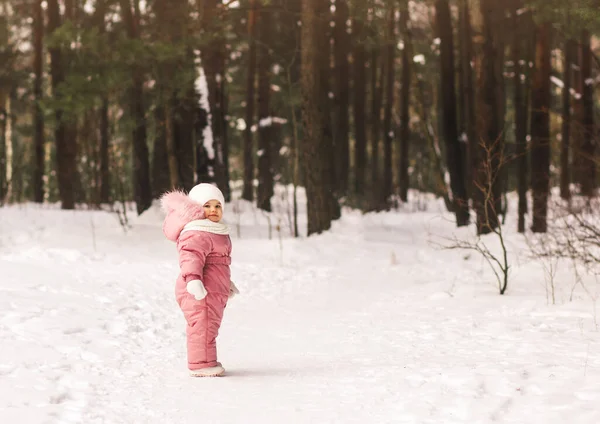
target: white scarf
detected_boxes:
[181,219,230,235]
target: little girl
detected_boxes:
[161,183,239,377]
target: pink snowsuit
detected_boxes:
[161,191,232,370]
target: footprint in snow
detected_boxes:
[49,392,71,405]
[63,327,86,335]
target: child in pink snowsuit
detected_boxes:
[161,183,239,377]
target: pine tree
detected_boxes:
[32,0,45,203]
[435,0,469,226]
[398,0,412,203]
[530,22,552,233]
[120,0,153,214]
[301,0,332,235]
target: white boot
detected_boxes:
[189,365,225,377]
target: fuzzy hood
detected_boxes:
[160,190,206,242]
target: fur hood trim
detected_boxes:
[161,190,206,241]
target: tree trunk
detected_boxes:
[435,0,469,226]
[221,73,232,202]
[369,44,382,210]
[160,0,194,192]
[530,22,551,233]
[165,101,181,189]
[33,0,45,203]
[352,6,368,197]
[493,2,507,213]
[202,0,230,200]
[257,1,274,212]
[580,30,596,197]
[152,89,172,194]
[152,104,171,196]
[560,38,575,201]
[473,0,501,234]
[333,0,350,195]
[214,50,230,201]
[0,93,8,203]
[172,85,196,192]
[415,77,454,211]
[99,98,110,203]
[301,0,331,235]
[48,0,77,209]
[459,0,476,202]
[456,1,467,185]
[64,0,85,205]
[513,1,530,233]
[398,0,411,203]
[382,1,395,207]
[243,0,258,201]
[120,0,152,214]
[572,36,584,189]
[3,94,13,203]
[317,0,340,221]
[94,0,110,204]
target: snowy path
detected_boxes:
[1,203,600,423]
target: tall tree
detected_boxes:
[333,0,350,195]
[571,33,584,189]
[0,8,6,203]
[219,69,231,201]
[319,0,340,221]
[257,1,274,211]
[32,0,45,203]
[382,0,395,207]
[48,0,77,209]
[170,0,196,192]
[513,2,530,233]
[492,1,507,212]
[435,0,469,226]
[150,0,173,196]
[151,102,174,195]
[63,0,84,204]
[152,0,197,195]
[202,0,230,200]
[459,0,476,201]
[0,2,10,203]
[147,0,195,194]
[560,37,575,201]
[166,102,181,191]
[242,0,258,202]
[579,30,596,197]
[473,0,501,234]
[398,0,411,203]
[530,22,551,233]
[120,0,153,214]
[0,94,8,203]
[301,0,331,235]
[352,5,367,197]
[369,35,382,209]
[94,0,110,203]
[99,99,111,203]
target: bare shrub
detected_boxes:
[435,139,510,295]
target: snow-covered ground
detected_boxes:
[1,187,599,424]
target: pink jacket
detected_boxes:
[161,191,232,287]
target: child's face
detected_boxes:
[203,199,223,222]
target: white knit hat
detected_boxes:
[188,183,226,214]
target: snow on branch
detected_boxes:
[259,117,288,127]
[194,51,215,160]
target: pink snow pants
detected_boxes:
[175,257,230,370]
